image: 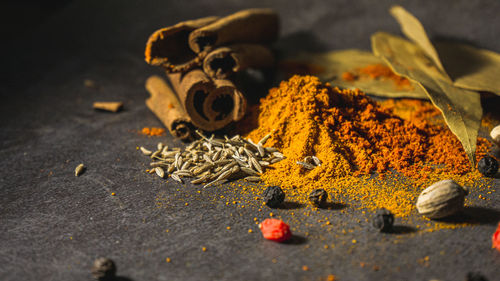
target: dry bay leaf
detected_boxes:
[390,5,449,79]
[436,42,500,95]
[284,50,428,99]
[372,32,482,165]
[391,5,500,95]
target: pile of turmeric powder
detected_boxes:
[245,75,491,216]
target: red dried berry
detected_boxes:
[259,218,292,242]
[493,222,500,252]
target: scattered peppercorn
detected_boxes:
[466,271,489,281]
[308,188,328,207]
[492,222,500,252]
[372,208,394,232]
[477,156,499,177]
[259,218,292,242]
[91,257,116,281]
[263,186,285,208]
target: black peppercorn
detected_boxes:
[263,186,285,208]
[91,257,117,281]
[466,271,489,281]
[478,156,499,177]
[308,189,328,207]
[372,208,394,232]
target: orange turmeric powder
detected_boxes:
[140,127,166,136]
[342,64,412,89]
[245,75,491,216]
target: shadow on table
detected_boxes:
[111,277,134,281]
[277,201,348,210]
[278,201,305,210]
[323,202,348,210]
[436,206,500,225]
[284,234,307,245]
[389,225,417,234]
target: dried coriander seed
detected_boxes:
[263,186,285,208]
[91,257,116,281]
[244,176,261,182]
[477,156,499,177]
[140,146,152,156]
[155,167,165,178]
[138,131,284,189]
[308,188,328,207]
[372,208,394,232]
[75,164,86,176]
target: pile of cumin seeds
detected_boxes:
[139,131,285,187]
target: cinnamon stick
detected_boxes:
[144,16,219,73]
[145,75,194,141]
[168,70,246,131]
[188,9,279,53]
[203,44,275,79]
[93,101,123,112]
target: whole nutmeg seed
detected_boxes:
[416,179,468,219]
[91,257,117,281]
[490,125,500,147]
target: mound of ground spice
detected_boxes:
[245,75,491,216]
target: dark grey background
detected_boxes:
[1,1,500,280]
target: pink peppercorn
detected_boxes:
[493,222,500,252]
[259,218,292,242]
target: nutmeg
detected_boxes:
[416,179,468,219]
[490,125,500,147]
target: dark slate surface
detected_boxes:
[1,1,500,280]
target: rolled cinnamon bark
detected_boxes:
[188,8,279,53]
[203,44,275,79]
[144,16,219,73]
[145,75,194,141]
[168,70,246,131]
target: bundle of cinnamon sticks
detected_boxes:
[144,8,279,141]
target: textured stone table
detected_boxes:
[1,1,499,280]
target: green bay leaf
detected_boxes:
[372,32,482,165]
[285,49,428,99]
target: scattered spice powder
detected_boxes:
[341,71,356,82]
[326,274,336,281]
[140,127,166,136]
[342,64,412,89]
[244,75,492,216]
